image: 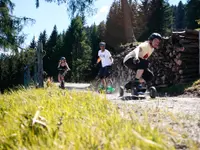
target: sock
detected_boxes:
[134,78,140,83]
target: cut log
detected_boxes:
[182,43,199,49]
[180,77,199,83]
[185,29,199,36]
[179,68,199,74]
[180,74,199,79]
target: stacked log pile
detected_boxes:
[111,30,199,88]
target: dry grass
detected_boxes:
[0,87,173,150]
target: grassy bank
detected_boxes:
[157,79,200,96]
[0,87,173,150]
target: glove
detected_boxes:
[94,63,98,67]
[133,57,140,64]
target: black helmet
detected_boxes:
[99,42,106,46]
[60,57,66,60]
[148,33,162,41]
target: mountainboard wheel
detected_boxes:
[149,86,157,98]
[119,86,124,97]
[121,95,146,100]
[131,87,138,96]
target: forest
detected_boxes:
[0,0,200,91]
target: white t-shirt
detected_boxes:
[123,41,154,63]
[98,49,112,67]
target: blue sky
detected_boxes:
[12,0,186,47]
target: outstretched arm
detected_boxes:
[96,57,101,64]
[134,46,141,59]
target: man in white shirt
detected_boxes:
[123,33,162,94]
[96,42,113,89]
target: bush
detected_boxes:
[0,49,35,93]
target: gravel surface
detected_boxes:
[105,92,200,149]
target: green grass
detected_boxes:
[0,87,173,150]
[159,79,200,96]
[158,83,192,96]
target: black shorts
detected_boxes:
[124,58,154,82]
[98,65,112,79]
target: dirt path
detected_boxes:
[105,92,200,149]
[58,82,200,149]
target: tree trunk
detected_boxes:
[121,0,136,43]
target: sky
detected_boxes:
[11,0,186,48]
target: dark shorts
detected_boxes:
[58,67,67,75]
[124,57,154,82]
[98,65,112,79]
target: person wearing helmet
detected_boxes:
[96,42,114,89]
[57,57,70,84]
[123,33,162,93]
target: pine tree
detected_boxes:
[163,0,173,35]
[137,0,151,40]
[121,0,137,42]
[139,0,173,40]
[175,1,185,30]
[186,0,200,29]
[29,36,37,49]
[98,21,106,41]
[38,30,48,49]
[129,1,141,39]
[90,24,100,78]
[171,5,177,30]
[35,0,96,17]
[0,0,34,51]
[43,25,58,77]
[67,16,92,82]
[105,0,126,50]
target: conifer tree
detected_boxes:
[175,1,185,30]
[67,16,92,82]
[186,0,200,29]
[29,36,37,49]
[43,25,58,77]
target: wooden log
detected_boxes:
[179,35,198,41]
[181,60,199,66]
[182,43,199,49]
[179,55,199,60]
[185,29,199,36]
[179,69,199,75]
[181,64,198,69]
[172,31,186,35]
[180,77,199,83]
[180,74,199,79]
[174,59,182,66]
[179,68,199,74]
[179,50,198,54]
[198,31,200,75]
[180,39,198,44]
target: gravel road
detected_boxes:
[105,92,200,149]
[59,82,200,149]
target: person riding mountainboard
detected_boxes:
[96,42,113,89]
[123,33,162,93]
[57,57,70,84]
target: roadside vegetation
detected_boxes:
[0,87,174,150]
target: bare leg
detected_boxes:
[135,69,144,80]
[139,78,145,83]
[101,78,107,89]
[58,74,61,83]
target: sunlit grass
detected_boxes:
[185,79,200,95]
[0,87,173,150]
